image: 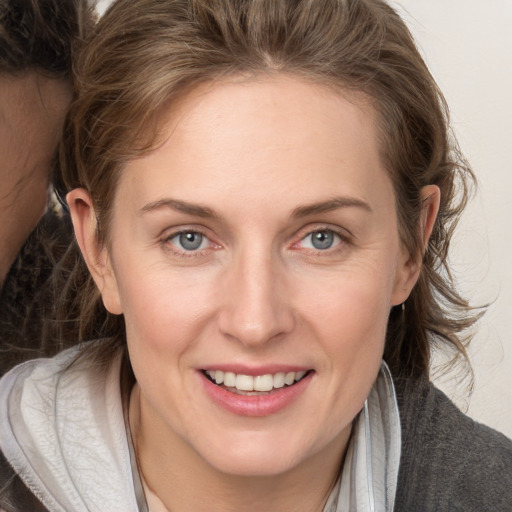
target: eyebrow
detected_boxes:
[140,196,371,219]
[140,198,217,218]
[291,197,372,218]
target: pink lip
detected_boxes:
[199,370,313,417]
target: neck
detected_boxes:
[129,385,348,512]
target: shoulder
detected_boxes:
[393,376,512,512]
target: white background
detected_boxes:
[97,0,512,437]
[392,0,512,438]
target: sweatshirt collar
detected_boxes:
[324,362,401,512]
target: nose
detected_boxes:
[217,249,295,347]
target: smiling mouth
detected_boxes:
[203,370,311,396]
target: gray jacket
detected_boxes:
[394,377,512,511]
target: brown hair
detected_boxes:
[60,0,479,380]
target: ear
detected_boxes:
[391,184,441,305]
[67,188,123,315]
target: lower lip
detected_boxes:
[200,372,313,417]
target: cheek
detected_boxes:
[297,261,395,336]
[313,285,389,372]
[293,258,396,385]
[304,270,392,405]
[116,262,218,354]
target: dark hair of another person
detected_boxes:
[0,0,94,77]
[59,0,481,381]
[0,0,97,376]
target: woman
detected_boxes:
[1,0,511,510]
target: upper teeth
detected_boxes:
[205,370,307,392]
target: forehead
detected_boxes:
[118,75,392,216]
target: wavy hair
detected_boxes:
[59,0,480,380]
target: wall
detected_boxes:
[393,0,512,437]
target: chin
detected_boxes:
[196,433,310,478]
[209,453,303,478]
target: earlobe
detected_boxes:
[67,189,123,315]
[391,184,441,306]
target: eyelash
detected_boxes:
[161,225,350,258]
[162,229,218,258]
[292,226,348,255]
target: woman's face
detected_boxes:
[76,76,419,477]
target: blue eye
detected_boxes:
[301,230,340,250]
[170,231,207,251]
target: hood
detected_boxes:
[0,346,139,512]
[330,362,402,512]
